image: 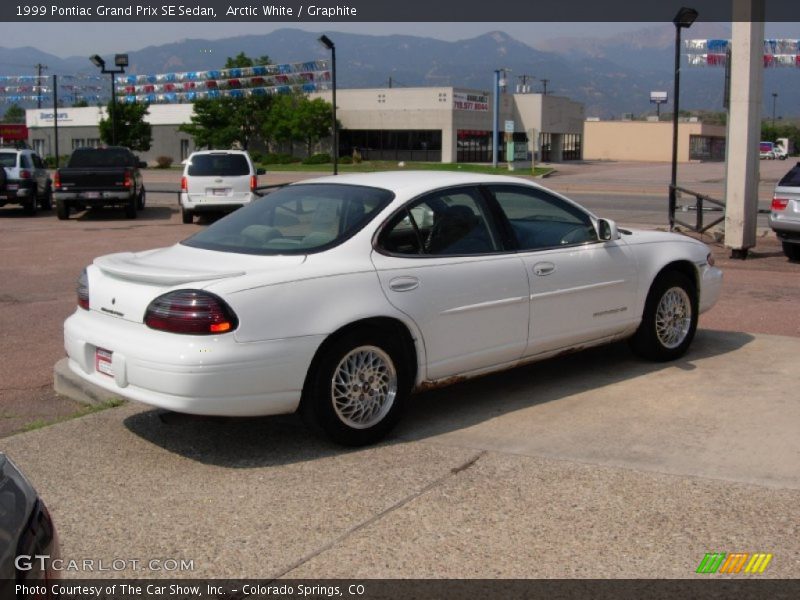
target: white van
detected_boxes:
[180,150,265,224]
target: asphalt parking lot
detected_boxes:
[1,161,799,580]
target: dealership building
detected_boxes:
[25,86,585,164]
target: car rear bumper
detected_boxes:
[769,213,800,242]
[181,192,254,211]
[0,180,35,203]
[64,309,324,416]
[55,191,132,203]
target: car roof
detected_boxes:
[190,150,250,155]
[296,170,544,197]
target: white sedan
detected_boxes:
[64,172,722,445]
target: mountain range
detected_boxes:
[1,26,797,119]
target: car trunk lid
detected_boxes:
[88,244,304,323]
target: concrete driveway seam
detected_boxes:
[275,450,487,579]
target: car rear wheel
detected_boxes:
[39,183,53,210]
[629,271,698,361]
[181,206,194,224]
[783,241,800,261]
[124,195,137,219]
[22,197,37,215]
[137,187,146,210]
[56,198,69,220]
[301,328,410,446]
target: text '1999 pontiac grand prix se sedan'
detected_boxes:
[64,172,722,445]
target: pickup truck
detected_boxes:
[54,147,146,220]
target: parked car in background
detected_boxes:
[760,141,776,160]
[53,146,146,220]
[180,150,264,224]
[0,453,59,597]
[63,172,722,446]
[0,147,52,214]
[769,161,800,260]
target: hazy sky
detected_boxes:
[0,22,762,56]
[2,22,797,57]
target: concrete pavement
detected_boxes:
[3,330,799,578]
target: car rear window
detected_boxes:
[182,183,393,255]
[68,149,133,168]
[0,152,17,168]
[778,165,800,187]
[188,154,250,176]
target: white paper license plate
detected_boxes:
[84,191,101,199]
[95,348,114,377]
[212,188,230,196]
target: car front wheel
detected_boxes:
[630,271,698,361]
[783,241,800,261]
[301,329,410,446]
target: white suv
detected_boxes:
[180,150,264,224]
[0,148,52,215]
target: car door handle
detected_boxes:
[389,276,420,292]
[533,262,556,276]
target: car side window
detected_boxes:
[32,154,44,169]
[380,187,500,256]
[488,185,598,250]
[21,155,33,169]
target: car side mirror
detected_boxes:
[256,168,266,175]
[597,218,620,241]
[138,161,148,168]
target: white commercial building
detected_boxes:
[26,87,584,164]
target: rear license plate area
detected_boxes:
[95,347,114,377]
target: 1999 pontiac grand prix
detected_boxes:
[64,172,722,445]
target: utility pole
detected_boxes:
[516,74,534,93]
[35,63,48,109]
[540,78,549,95]
[388,76,392,89]
[771,92,778,131]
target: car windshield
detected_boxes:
[778,165,800,187]
[182,183,394,255]
[188,154,250,176]
[0,152,17,168]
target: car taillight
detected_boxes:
[77,269,90,310]
[20,169,31,179]
[771,197,789,211]
[181,176,187,191]
[123,169,132,188]
[144,290,238,335]
[54,171,61,190]
[250,175,257,192]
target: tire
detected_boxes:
[300,328,411,446]
[124,195,137,219]
[783,241,800,261]
[56,198,69,220]
[39,183,52,210]
[629,271,698,362]
[181,206,194,224]
[22,197,37,216]
[137,187,146,210]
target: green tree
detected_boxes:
[295,97,335,155]
[72,99,89,108]
[98,101,152,151]
[2,104,25,123]
[224,52,271,68]
[180,94,273,150]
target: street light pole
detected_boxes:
[772,92,778,132]
[318,35,337,175]
[492,69,500,168]
[90,54,128,146]
[669,7,698,231]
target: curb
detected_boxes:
[53,358,125,407]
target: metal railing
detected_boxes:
[669,184,726,233]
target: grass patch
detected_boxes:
[21,398,125,433]
[262,160,552,177]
